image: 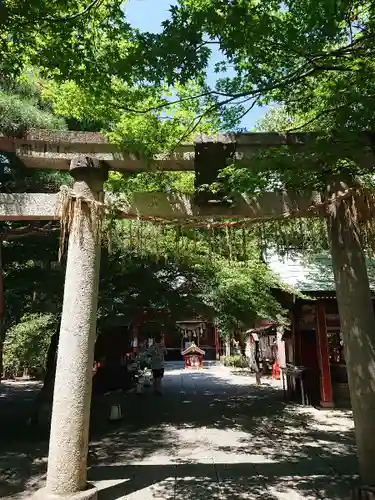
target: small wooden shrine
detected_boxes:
[181,342,205,369]
[177,320,219,360]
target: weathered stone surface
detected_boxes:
[0,129,373,172]
[0,191,324,221]
[0,193,60,220]
[33,161,107,499]
[70,156,107,172]
[33,484,97,500]
[1,128,371,147]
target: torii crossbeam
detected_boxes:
[0,190,325,221]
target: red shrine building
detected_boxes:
[280,291,342,407]
[132,309,219,361]
[267,251,375,408]
[96,310,219,369]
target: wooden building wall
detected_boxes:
[288,293,353,407]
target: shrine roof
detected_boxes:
[246,323,277,336]
[181,343,205,356]
[267,251,375,293]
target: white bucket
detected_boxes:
[143,370,152,387]
[109,404,123,421]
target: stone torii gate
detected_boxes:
[1,130,375,498]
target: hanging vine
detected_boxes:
[175,225,181,261]
[128,220,135,252]
[225,226,232,261]
[153,223,160,262]
[242,227,247,262]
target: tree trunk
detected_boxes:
[0,241,5,382]
[0,319,4,382]
[327,181,375,487]
[40,332,59,396]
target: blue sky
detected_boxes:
[125,0,268,130]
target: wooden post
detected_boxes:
[316,301,334,407]
[327,180,375,488]
[225,337,231,356]
[133,324,139,352]
[214,326,220,360]
[276,325,286,368]
[293,305,302,365]
[34,157,107,500]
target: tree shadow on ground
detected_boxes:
[89,464,358,500]
[88,368,358,499]
[0,367,359,499]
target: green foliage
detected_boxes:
[0,73,72,197]
[41,78,241,157]
[0,73,66,134]
[105,81,227,156]
[4,0,374,145]
[0,90,66,135]
[221,355,248,368]
[3,313,58,378]
[218,102,375,255]
[254,107,297,133]
[163,0,375,134]
[106,171,195,195]
[105,215,288,334]
[203,259,285,334]
[3,237,64,329]
[1,0,209,87]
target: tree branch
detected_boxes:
[15,0,104,25]
[55,0,104,22]
[308,31,374,61]
[286,106,346,132]
[119,61,355,119]
[118,90,234,114]
[234,96,260,123]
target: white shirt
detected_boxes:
[148,343,168,369]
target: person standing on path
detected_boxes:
[147,334,168,395]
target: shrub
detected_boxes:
[3,313,58,379]
[221,355,249,368]
[0,89,67,135]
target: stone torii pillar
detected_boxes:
[35,157,108,500]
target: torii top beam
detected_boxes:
[0,129,373,172]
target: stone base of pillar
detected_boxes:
[33,484,97,500]
[320,400,335,408]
